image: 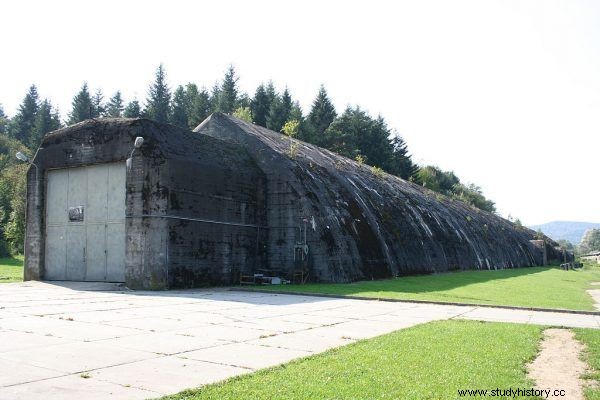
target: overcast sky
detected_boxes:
[2,0,599,225]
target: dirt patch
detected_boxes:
[527,329,588,400]
[587,283,600,310]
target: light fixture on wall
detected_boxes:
[15,151,39,181]
[126,137,144,171]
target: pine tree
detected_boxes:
[267,88,292,132]
[68,82,94,124]
[288,101,312,142]
[92,89,105,118]
[106,91,124,117]
[123,100,141,118]
[289,101,303,122]
[308,85,337,144]
[0,104,8,135]
[170,86,188,128]
[388,135,420,181]
[30,100,61,148]
[359,115,396,170]
[217,65,238,114]
[209,82,221,112]
[145,64,171,124]
[184,83,199,121]
[250,84,271,127]
[417,166,460,195]
[188,88,211,129]
[8,85,40,143]
[265,81,277,105]
[237,93,251,109]
[322,106,366,159]
[323,107,397,173]
[266,95,281,131]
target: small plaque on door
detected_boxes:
[68,206,84,222]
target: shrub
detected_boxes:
[371,166,384,179]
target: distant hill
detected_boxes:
[529,221,600,244]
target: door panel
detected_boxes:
[66,225,86,280]
[46,170,68,225]
[107,163,126,221]
[85,224,106,281]
[67,168,87,214]
[44,225,66,280]
[106,223,126,282]
[87,165,108,223]
[45,162,126,282]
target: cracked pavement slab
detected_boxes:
[0,281,597,399]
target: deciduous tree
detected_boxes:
[232,107,252,123]
[580,229,600,254]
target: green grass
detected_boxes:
[574,328,600,400]
[256,263,600,311]
[0,255,23,283]
[163,320,544,400]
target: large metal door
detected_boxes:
[44,163,126,282]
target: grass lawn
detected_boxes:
[255,263,600,311]
[0,255,23,283]
[163,320,544,400]
[574,328,600,400]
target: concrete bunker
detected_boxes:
[24,114,567,289]
[24,118,267,289]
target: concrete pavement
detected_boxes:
[0,281,598,399]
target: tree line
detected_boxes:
[556,229,600,256]
[0,64,497,256]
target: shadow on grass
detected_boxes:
[272,266,555,295]
[0,255,24,283]
[0,256,24,267]
[255,264,600,310]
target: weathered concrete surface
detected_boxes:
[0,282,598,400]
[25,119,266,289]
[196,113,568,283]
[27,116,569,289]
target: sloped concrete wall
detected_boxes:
[195,113,552,283]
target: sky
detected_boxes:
[2,0,599,225]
